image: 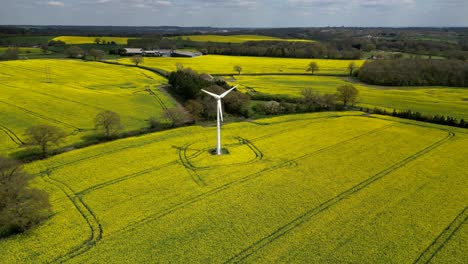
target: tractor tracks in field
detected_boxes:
[41,172,103,263]
[116,123,397,237]
[225,130,455,264]
[145,87,170,115]
[177,137,264,186]
[77,160,179,196]
[414,206,468,264]
[0,125,24,145]
[0,99,80,130]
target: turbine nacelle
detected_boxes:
[201,85,237,122]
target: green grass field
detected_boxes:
[0,112,466,263]
[115,55,365,75]
[52,36,134,45]
[228,75,468,120]
[0,59,175,156]
[174,34,314,43]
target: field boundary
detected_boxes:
[225,131,454,263]
[413,206,468,264]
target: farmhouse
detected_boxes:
[120,48,200,57]
[120,48,143,56]
[171,51,203,57]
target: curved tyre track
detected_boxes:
[414,206,468,264]
[42,172,103,263]
[0,125,24,145]
[0,100,80,130]
[115,123,395,236]
[225,131,454,264]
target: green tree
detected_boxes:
[0,156,51,238]
[25,125,66,158]
[233,65,242,75]
[306,62,319,75]
[348,62,357,76]
[88,49,106,61]
[64,46,85,59]
[336,84,359,107]
[130,55,144,66]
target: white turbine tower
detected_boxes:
[201,85,238,155]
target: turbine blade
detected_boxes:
[219,85,238,98]
[218,101,223,122]
[201,89,220,99]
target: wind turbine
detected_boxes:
[201,85,238,155]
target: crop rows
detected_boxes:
[226,130,454,263]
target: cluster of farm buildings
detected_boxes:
[120,48,202,58]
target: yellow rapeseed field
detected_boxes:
[52,36,134,45]
[0,59,175,156]
[115,55,365,75]
[1,112,466,263]
[174,34,314,43]
[229,75,468,120]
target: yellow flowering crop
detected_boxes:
[1,112,466,263]
[115,55,364,75]
[0,59,174,155]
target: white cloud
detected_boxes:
[47,1,65,7]
[156,1,172,6]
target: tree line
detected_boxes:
[358,59,468,87]
[364,107,468,129]
[128,37,363,59]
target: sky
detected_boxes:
[0,0,467,27]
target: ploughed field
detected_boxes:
[1,112,466,263]
[229,75,468,120]
[115,55,365,75]
[174,34,314,43]
[0,59,175,155]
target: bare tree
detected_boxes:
[25,125,66,158]
[0,156,51,238]
[348,62,357,76]
[185,100,204,122]
[322,93,337,109]
[130,55,144,66]
[306,62,319,75]
[301,88,321,111]
[64,46,85,59]
[94,110,122,138]
[88,49,106,61]
[233,65,242,75]
[336,84,359,107]
[39,44,49,54]
[164,107,189,128]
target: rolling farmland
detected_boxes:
[229,75,468,120]
[174,34,314,43]
[115,55,365,75]
[0,112,466,263]
[0,59,175,155]
[51,36,134,45]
